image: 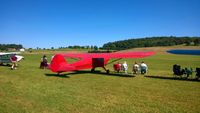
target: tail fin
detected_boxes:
[49,54,67,72]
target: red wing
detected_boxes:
[61,51,155,59]
[61,53,88,58]
[107,51,156,58]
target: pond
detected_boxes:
[167,49,200,55]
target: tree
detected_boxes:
[0,44,23,51]
[90,45,94,50]
[28,48,33,53]
[86,45,90,49]
[102,37,200,50]
[194,39,200,46]
[94,46,98,50]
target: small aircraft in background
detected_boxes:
[48,51,155,74]
[0,52,24,65]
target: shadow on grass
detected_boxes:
[45,70,135,78]
[145,75,200,82]
[45,74,70,78]
[88,70,135,78]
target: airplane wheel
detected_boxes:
[91,68,95,72]
[106,69,110,74]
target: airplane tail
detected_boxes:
[48,54,67,72]
[48,54,76,73]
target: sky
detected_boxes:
[0,0,200,49]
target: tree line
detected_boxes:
[59,45,99,50]
[102,36,200,50]
[1,37,200,51]
[0,44,23,51]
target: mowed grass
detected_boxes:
[0,47,200,113]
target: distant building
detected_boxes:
[19,48,25,52]
[7,48,16,51]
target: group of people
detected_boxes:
[9,54,49,70]
[113,61,148,74]
[133,61,148,74]
[173,64,197,78]
[113,61,128,74]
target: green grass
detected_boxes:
[0,48,200,113]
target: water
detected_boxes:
[167,50,200,55]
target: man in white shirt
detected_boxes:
[122,61,128,74]
[140,61,148,74]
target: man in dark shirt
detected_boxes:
[10,54,17,70]
[40,55,48,69]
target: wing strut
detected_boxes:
[106,58,122,66]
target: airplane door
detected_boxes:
[92,58,104,68]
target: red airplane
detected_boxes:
[48,51,155,74]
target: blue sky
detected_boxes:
[0,0,200,48]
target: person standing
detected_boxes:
[10,54,17,70]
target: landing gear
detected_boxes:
[102,66,109,74]
[57,71,63,75]
[91,67,110,74]
[91,68,95,72]
[106,69,110,74]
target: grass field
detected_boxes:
[0,46,200,113]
